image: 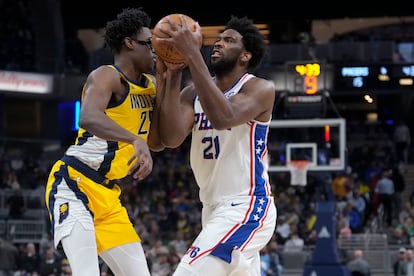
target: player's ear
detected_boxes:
[240,51,252,64]
[124,37,135,49]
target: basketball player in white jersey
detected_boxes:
[155,15,277,275]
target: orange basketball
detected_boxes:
[151,13,202,64]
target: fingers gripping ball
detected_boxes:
[152,14,202,64]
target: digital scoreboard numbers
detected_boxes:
[393,64,414,86]
[340,66,370,88]
[294,63,320,94]
[285,62,333,94]
[401,65,414,76]
[335,65,382,90]
[334,64,414,91]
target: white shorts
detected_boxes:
[51,177,95,249]
[174,196,277,275]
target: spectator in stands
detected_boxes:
[355,182,372,227]
[38,246,62,276]
[168,231,188,258]
[38,232,54,258]
[338,216,352,239]
[260,245,271,276]
[394,247,407,276]
[302,202,317,243]
[393,120,411,168]
[267,240,284,276]
[346,249,371,276]
[274,191,291,214]
[275,215,291,245]
[167,251,181,274]
[17,242,40,275]
[332,171,354,200]
[176,210,190,234]
[392,165,406,217]
[147,239,169,266]
[350,189,367,228]
[402,216,414,246]
[60,258,72,276]
[399,201,414,225]
[4,171,18,191]
[375,167,395,227]
[342,200,362,233]
[150,246,171,276]
[6,183,25,219]
[283,224,304,252]
[0,237,19,275]
[391,216,414,245]
[398,248,414,276]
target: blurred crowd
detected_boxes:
[0,1,413,275]
[0,118,412,275]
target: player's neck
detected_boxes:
[214,70,248,92]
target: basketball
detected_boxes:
[151,13,202,64]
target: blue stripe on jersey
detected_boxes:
[99,141,118,176]
[252,123,269,196]
[49,164,93,235]
[77,132,92,145]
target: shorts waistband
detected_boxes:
[61,155,117,189]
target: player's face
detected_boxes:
[210,29,244,73]
[130,27,155,73]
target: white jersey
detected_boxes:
[190,73,273,205]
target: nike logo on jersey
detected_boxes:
[231,202,243,207]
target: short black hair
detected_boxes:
[224,16,267,71]
[104,7,151,54]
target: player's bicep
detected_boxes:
[230,79,275,123]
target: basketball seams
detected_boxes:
[151,13,201,64]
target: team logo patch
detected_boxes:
[59,202,69,224]
[187,246,200,258]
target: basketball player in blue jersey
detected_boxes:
[155,16,277,275]
[45,8,165,276]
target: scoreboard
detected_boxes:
[259,62,414,94]
[284,62,334,94]
[259,62,334,93]
[334,64,414,91]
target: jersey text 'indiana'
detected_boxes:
[130,94,154,109]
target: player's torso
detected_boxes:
[190,73,272,204]
[66,66,156,180]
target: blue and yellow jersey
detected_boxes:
[65,65,156,180]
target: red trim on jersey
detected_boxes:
[249,122,255,195]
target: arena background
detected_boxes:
[1,1,414,275]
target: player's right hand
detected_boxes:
[127,138,153,181]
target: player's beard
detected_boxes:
[210,56,238,75]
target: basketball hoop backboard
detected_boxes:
[268,118,346,172]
